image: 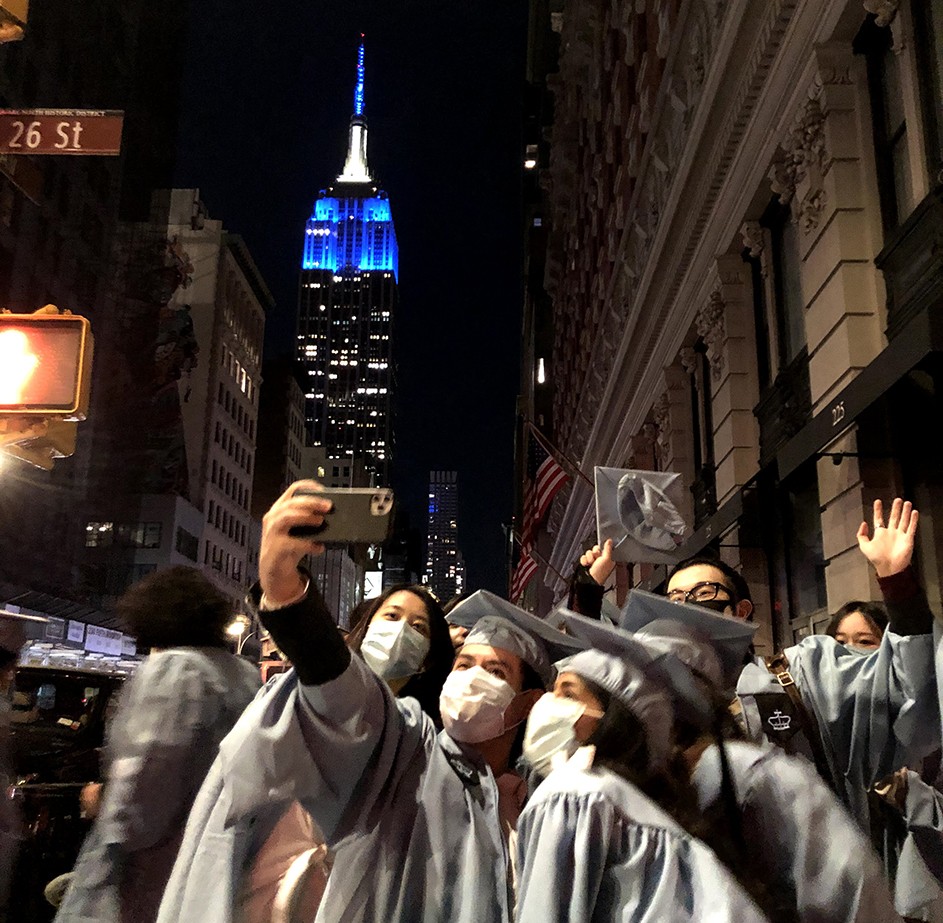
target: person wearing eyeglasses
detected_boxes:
[644,499,938,921]
[585,499,937,834]
[664,558,755,621]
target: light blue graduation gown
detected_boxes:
[736,631,937,830]
[691,740,900,922]
[892,770,943,921]
[54,648,260,923]
[514,754,771,923]
[163,654,520,923]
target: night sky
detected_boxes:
[173,0,529,594]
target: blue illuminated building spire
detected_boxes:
[354,37,365,117]
[300,37,398,279]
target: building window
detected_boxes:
[913,0,943,181]
[207,500,215,522]
[762,460,828,637]
[121,522,162,549]
[175,527,200,562]
[858,16,916,230]
[763,199,805,367]
[131,564,156,582]
[85,521,113,548]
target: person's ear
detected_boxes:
[735,599,754,621]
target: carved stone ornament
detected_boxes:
[771,96,828,205]
[741,220,765,258]
[789,97,827,183]
[797,188,828,234]
[652,392,672,460]
[679,346,698,375]
[695,290,727,380]
[863,0,899,27]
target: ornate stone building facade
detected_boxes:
[522,0,943,649]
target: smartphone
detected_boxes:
[289,487,394,544]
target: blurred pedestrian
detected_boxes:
[0,612,27,923]
[54,567,260,923]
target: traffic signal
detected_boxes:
[0,311,93,418]
[0,1,28,43]
[1,418,77,470]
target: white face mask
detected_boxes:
[439,665,517,743]
[361,618,430,682]
[523,692,601,775]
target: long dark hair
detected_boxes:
[583,678,794,921]
[346,584,453,725]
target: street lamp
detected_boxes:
[226,615,256,656]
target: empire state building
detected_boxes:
[296,40,397,486]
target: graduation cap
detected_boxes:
[618,589,757,688]
[595,467,688,564]
[448,590,586,686]
[549,609,675,770]
[563,611,715,730]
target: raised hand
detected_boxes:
[259,481,333,606]
[580,538,616,586]
[856,498,919,578]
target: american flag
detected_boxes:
[509,436,569,601]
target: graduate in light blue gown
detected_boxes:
[825,601,943,922]
[158,583,455,923]
[54,568,261,923]
[569,603,900,922]
[629,499,939,837]
[0,614,27,923]
[158,482,584,923]
[514,633,772,923]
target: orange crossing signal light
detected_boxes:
[0,310,93,418]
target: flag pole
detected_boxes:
[528,545,569,586]
[525,419,594,489]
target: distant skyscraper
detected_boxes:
[425,471,466,602]
[296,39,397,486]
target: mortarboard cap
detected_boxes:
[595,467,688,565]
[619,589,756,687]
[563,611,715,730]
[449,590,586,686]
[552,611,675,769]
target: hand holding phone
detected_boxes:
[289,487,394,544]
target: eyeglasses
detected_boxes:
[665,581,734,606]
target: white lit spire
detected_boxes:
[337,37,372,184]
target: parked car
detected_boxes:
[9,664,125,922]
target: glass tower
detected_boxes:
[425,470,466,601]
[296,40,397,486]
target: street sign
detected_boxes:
[0,109,123,155]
